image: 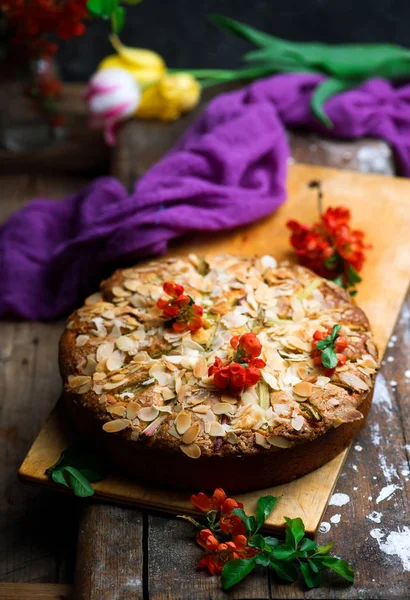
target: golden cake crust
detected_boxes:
[59,254,378,489]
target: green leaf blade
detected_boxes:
[322,557,354,582]
[256,495,280,531]
[310,78,354,128]
[321,346,338,369]
[222,558,256,590]
[270,558,298,583]
[232,508,256,536]
[273,544,297,560]
[300,560,322,588]
[64,466,95,498]
[284,516,305,547]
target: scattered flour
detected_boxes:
[319,522,331,533]
[391,335,398,343]
[330,514,341,524]
[329,493,350,507]
[390,380,397,387]
[387,356,394,363]
[379,454,399,483]
[376,484,402,504]
[354,445,363,452]
[352,465,358,472]
[366,511,382,523]
[402,469,410,477]
[370,527,410,571]
[372,375,393,415]
[405,370,410,379]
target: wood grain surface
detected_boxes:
[0,87,408,600]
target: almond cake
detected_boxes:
[59,254,378,492]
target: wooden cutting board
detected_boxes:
[18,163,410,535]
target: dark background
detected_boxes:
[58,0,410,81]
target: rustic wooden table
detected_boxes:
[0,84,409,600]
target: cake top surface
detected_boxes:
[60,254,378,458]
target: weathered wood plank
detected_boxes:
[0,175,89,584]
[147,514,270,600]
[0,582,71,600]
[73,504,144,600]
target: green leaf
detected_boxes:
[87,0,117,19]
[308,558,325,573]
[264,536,280,550]
[50,469,70,488]
[209,14,281,49]
[322,557,354,582]
[248,534,266,550]
[321,346,338,369]
[310,78,354,128]
[346,264,362,286]
[350,289,358,297]
[330,324,342,341]
[284,517,305,548]
[273,544,297,560]
[324,253,339,269]
[222,558,256,590]
[232,508,256,536]
[255,554,271,567]
[299,538,317,553]
[122,0,143,4]
[63,466,95,498]
[256,495,280,531]
[315,542,334,555]
[333,275,345,288]
[299,560,322,588]
[270,558,298,583]
[111,6,125,33]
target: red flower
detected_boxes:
[209,333,266,394]
[220,514,246,536]
[287,206,370,284]
[312,327,349,376]
[197,535,257,575]
[191,488,228,513]
[157,281,203,332]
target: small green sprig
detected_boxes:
[222,495,354,590]
[316,324,341,369]
[87,0,143,34]
[46,442,106,497]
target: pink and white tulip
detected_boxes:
[84,68,141,145]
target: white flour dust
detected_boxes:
[376,484,402,504]
[370,527,410,571]
[330,514,341,524]
[329,493,350,507]
[372,374,393,414]
[319,522,331,533]
[370,422,381,446]
[366,511,382,524]
[379,454,399,484]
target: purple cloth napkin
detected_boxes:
[2,73,410,319]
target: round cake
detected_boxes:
[59,254,378,492]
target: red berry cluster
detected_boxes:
[157,281,203,333]
[208,333,266,395]
[287,206,370,285]
[312,328,348,376]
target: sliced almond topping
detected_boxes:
[108,404,126,417]
[76,334,89,347]
[102,309,115,320]
[151,371,171,386]
[138,406,159,422]
[93,372,107,381]
[192,404,210,414]
[116,336,136,352]
[106,350,125,372]
[221,394,238,404]
[255,432,270,449]
[293,381,313,398]
[96,342,115,363]
[102,419,130,433]
[168,425,180,439]
[126,402,140,420]
[291,415,305,431]
[262,371,278,390]
[85,292,102,305]
[161,387,176,401]
[180,443,201,459]
[182,422,200,444]
[267,435,293,448]
[208,422,226,437]
[287,336,311,352]
[227,432,240,444]
[193,357,208,379]
[77,383,91,394]
[175,411,191,434]
[338,372,369,391]
[112,286,131,298]
[69,375,91,389]
[103,379,128,390]
[213,402,234,415]
[123,279,141,292]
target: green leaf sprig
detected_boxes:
[87,0,143,34]
[315,324,341,369]
[222,495,354,590]
[199,14,410,127]
[46,442,106,497]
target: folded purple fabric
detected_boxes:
[2,73,410,319]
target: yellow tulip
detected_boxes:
[136,73,201,121]
[98,36,166,85]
